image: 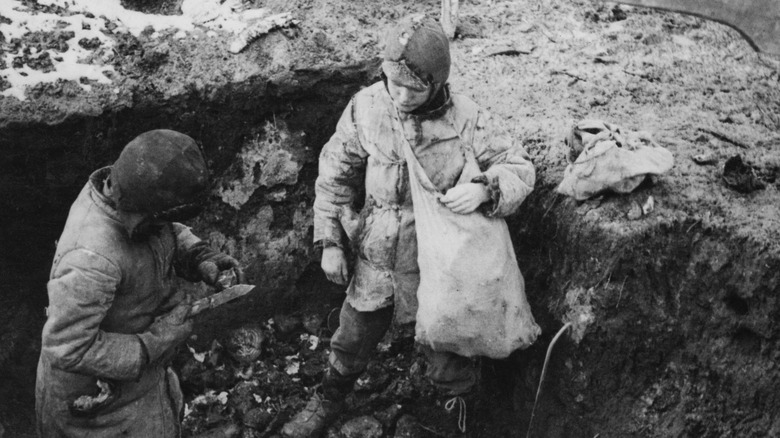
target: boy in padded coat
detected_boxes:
[36,130,243,437]
[282,14,535,437]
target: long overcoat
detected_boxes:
[36,168,204,437]
[314,82,536,323]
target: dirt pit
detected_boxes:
[2,0,780,437]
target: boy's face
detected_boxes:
[386,76,432,113]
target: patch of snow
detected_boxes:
[39,0,194,36]
[228,12,298,54]
[182,0,265,34]
[0,0,281,100]
[0,0,117,100]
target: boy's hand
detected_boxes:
[138,295,194,366]
[322,247,349,285]
[441,183,490,214]
[197,251,245,288]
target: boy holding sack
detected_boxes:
[283,14,540,437]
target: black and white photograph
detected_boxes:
[1,0,778,436]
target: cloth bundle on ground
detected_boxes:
[402,137,540,359]
[556,119,674,200]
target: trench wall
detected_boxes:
[4,82,780,438]
[0,61,379,435]
[3,12,780,437]
[0,61,379,308]
[4,78,780,438]
[510,183,780,437]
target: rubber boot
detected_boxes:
[281,368,356,438]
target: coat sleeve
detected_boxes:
[313,98,368,248]
[171,222,205,282]
[41,249,145,381]
[470,107,536,217]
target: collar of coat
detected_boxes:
[88,166,122,223]
[381,75,453,121]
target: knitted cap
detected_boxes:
[111,129,209,215]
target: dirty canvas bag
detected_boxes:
[556,119,674,200]
[401,136,540,359]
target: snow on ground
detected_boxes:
[0,0,118,100]
[0,0,277,100]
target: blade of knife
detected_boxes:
[190,284,256,316]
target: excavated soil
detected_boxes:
[1,0,780,437]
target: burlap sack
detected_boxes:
[402,139,540,358]
[557,119,674,200]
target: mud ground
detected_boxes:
[2,0,780,437]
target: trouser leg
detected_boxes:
[321,366,357,402]
[419,344,478,396]
[281,301,394,438]
[329,300,394,378]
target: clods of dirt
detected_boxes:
[722,155,766,193]
[691,152,718,165]
[177,316,482,438]
[337,416,383,438]
[77,37,102,50]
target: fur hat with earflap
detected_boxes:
[382,14,451,90]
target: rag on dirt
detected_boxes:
[401,134,540,359]
[556,119,674,200]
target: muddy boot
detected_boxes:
[281,369,355,438]
[280,393,344,438]
[420,391,478,436]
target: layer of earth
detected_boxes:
[1,0,779,437]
